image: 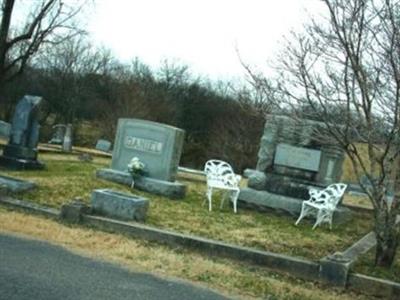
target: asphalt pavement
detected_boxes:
[0,233,232,300]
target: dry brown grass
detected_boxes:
[0,208,375,300]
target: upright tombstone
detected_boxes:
[0,95,45,170]
[96,118,186,199]
[95,139,112,153]
[62,124,73,152]
[239,115,351,221]
[48,124,66,145]
[0,120,11,140]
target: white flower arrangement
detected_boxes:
[127,157,145,175]
[127,157,145,188]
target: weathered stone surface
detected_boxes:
[111,118,185,182]
[239,188,302,216]
[91,188,149,222]
[95,139,112,152]
[0,95,45,170]
[60,199,91,223]
[274,143,321,171]
[320,252,353,287]
[342,231,376,261]
[9,95,42,148]
[239,187,352,223]
[255,115,346,188]
[62,124,72,152]
[243,168,256,178]
[247,171,267,190]
[96,168,186,199]
[48,124,65,145]
[0,120,11,139]
[0,175,36,192]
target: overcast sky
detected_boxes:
[87,0,324,81]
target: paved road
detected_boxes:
[0,233,231,300]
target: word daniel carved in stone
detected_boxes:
[124,136,163,154]
[274,143,321,172]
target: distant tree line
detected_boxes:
[0,34,267,171]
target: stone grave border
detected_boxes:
[0,195,398,298]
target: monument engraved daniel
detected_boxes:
[97,118,187,199]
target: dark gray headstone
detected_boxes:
[0,95,45,170]
[9,95,42,147]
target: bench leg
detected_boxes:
[295,202,308,225]
[206,186,213,211]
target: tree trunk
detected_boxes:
[374,210,399,267]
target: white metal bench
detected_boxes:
[204,160,241,213]
[295,183,347,229]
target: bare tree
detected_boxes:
[249,0,400,267]
[0,0,86,101]
[35,35,113,123]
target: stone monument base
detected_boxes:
[238,187,352,224]
[0,155,45,170]
[91,189,149,222]
[0,174,36,192]
[248,170,327,200]
[96,168,186,199]
[3,144,38,160]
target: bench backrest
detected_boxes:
[325,183,347,205]
[204,160,240,188]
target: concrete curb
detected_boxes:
[82,214,320,281]
[1,196,399,298]
[348,273,400,299]
[0,196,58,218]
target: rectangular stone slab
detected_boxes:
[95,139,112,152]
[0,175,36,192]
[91,188,149,222]
[96,168,186,199]
[111,118,185,182]
[274,143,321,171]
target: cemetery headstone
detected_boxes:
[239,115,351,222]
[95,139,112,153]
[48,124,66,144]
[0,174,36,193]
[62,124,72,152]
[0,95,45,170]
[96,118,187,199]
[0,120,11,140]
[111,118,185,181]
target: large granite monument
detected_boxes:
[239,115,351,221]
[97,118,187,199]
[0,95,45,170]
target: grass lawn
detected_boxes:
[1,152,374,261]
